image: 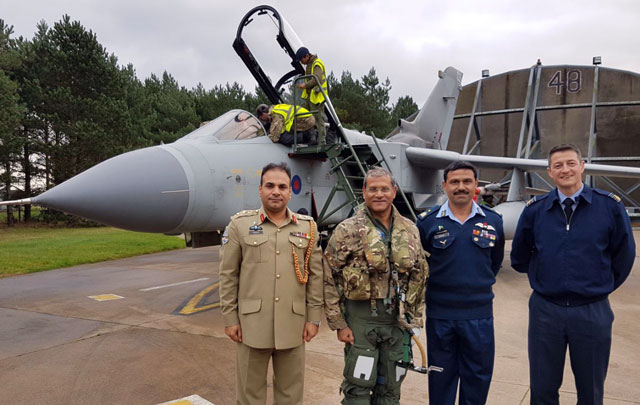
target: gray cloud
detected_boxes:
[2,0,639,107]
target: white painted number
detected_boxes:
[548,70,582,95]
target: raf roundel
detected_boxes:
[291,174,302,195]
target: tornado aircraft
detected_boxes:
[3,5,640,246]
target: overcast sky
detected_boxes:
[2,0,640,106]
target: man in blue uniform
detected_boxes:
[417,161,505,404]
[511,144,635,405]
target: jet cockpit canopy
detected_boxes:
[178,110,265,143]
[233,5,306,104]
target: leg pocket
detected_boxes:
[344,345,379,387]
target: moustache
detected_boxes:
[454,190,469,195]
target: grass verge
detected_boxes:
[0,227,185,276]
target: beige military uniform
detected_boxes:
[219,206,323,404]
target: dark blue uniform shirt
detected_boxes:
[417,202,505,320]
[511,185,635,306]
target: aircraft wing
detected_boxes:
[405,147,640,178]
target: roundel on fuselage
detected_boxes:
[291,174,302,195]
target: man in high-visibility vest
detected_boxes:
[256,104,317,146]
[295,47,328,145]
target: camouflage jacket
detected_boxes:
[323,204,428,330]
[268,107,315,143]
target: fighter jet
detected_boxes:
[3,5,640,246]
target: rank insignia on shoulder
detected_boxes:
[418,211,428,219]
[232,209,258,219]
[526,197,537,206]
[608,192,621,203]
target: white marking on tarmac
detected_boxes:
[156,394,214,404]
[139,277,210,292]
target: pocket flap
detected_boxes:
[288,235,310,249]
[292,300,306,316]
[472,234,495,248]
[239,298,262,314]
[243,234,268,246]
[432,235,455,249]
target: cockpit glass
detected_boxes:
[280,16,304,54]
[179,110,265,142]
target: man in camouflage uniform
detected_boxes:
[256,104,317,146]
[324,167,428,404]
[219,162,324,404]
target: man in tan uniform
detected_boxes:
[324,167,428,404]
[219,162,324,404]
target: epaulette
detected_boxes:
[593,188,622,203]
[294,213,314,221]
[231,209,259,219]
[608,192,622,203]
[481,205,502,217]
[525,194,547,207]
[417,205,440,221]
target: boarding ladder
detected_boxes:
[289,75,416,226]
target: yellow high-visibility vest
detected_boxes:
[272,104,313,133]
[301,57,327,104]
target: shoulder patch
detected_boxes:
[231,209,258,219]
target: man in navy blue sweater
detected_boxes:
[511,144,635,405]
[417,161,505,405]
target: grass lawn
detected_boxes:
[0,226,186,276]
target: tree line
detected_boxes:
[0,15,418,223]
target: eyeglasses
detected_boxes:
[365,187,393,194]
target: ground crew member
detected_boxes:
[416,161,505,405]
[324,167,428,404]
[219,162,324,404]
[295,47,328,145]
[511,144,635,405]
[256,103,317,146]
[479,194,495,208]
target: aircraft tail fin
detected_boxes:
[388,67,462,150]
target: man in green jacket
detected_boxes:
[296,47,328,145]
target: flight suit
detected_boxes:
[300,55,328,144]
[324,204,428,405]
[219,206,324,404]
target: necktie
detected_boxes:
[563,199,574,220]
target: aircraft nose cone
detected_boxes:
[33,146,189,233]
